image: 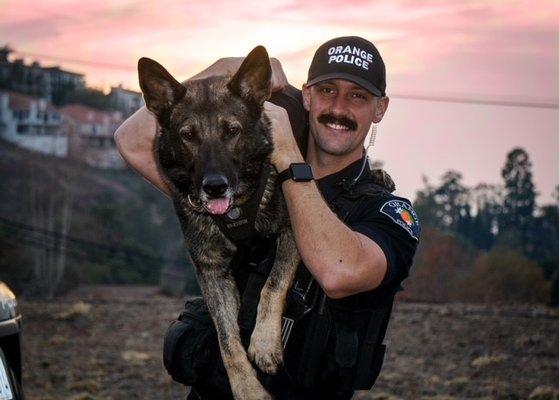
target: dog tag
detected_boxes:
[226,207,241,221]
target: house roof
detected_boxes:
[42,66,84,77]
[59,104,123,125]
[110,85,141,96]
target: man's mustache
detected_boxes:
[317,113,357,131]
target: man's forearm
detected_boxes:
[281,179,387,299]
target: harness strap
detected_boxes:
[237,237,277,346]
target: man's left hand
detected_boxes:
[264,101,304,172]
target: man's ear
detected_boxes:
[372,96,389,123]
[138,57,186,117]
[302,83,311,111]
[228,46,272,106]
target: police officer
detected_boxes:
[115,36,419,399]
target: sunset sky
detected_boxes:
[1,0,557,203]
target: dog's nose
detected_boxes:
[202,174,229,198]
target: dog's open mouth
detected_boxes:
[204,197,232,215]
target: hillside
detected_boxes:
[0,140,194,295]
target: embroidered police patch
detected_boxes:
[380,200,420,240]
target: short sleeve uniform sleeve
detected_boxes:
[350,195,420,295]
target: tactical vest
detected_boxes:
[228,176,395,392]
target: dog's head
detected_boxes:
[138,46,273,215]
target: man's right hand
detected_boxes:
[190,57,288,92]
[264,101,304,173]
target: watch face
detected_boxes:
[290,163,314,181]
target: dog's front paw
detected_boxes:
[248,326,283,375]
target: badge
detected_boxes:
[380,200,420,240]
[226,207,241,221]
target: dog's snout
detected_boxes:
[202,174,229,198]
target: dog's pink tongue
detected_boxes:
[205,198,231,215]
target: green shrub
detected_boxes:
[464,248,549,303]
[402,227,478,302]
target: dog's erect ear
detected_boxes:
[138,57,186,117]
[228,46,272,106]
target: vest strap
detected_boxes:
[353,301,393,388]
[237,236,278,344]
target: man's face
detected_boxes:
[302,79,388,159]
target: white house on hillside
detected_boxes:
[0,90,67,156]
[108,85,143,117]
[59,104,125,169]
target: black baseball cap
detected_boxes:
[307,36,386,97]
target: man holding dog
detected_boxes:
[116,36,419,399]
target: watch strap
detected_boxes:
[276,168,292,186]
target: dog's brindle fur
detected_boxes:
[138,47,298,400]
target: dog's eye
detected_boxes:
[179,127,194,140]
[228,126,241,137]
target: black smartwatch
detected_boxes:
[277,163,314,185]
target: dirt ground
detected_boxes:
[18,285,559,400]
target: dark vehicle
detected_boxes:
[0,282,23,400]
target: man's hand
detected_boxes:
[264,102,304,172]
[268,58,289,92]
[190,57,288,92]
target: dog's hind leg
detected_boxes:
[196,266,272,400]
[248,230,300,375]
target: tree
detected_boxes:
[434,171,471,235]
[413,175,445,230]
[533,205,559,264]
[400,226,478,302]
[470,183,503,249]
[61,87,112,110]
[27,156,77,299]
[532,185,559,305]
[500,148,536,254]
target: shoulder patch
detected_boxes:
[380,200,420,240]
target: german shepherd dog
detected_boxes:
[138,47,298,399]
